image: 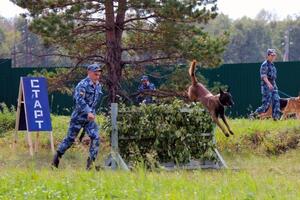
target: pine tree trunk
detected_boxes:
[106,41,122,103]
[105,0,126,103]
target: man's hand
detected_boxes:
[267,83,274,91]
[87,112,95,121]
[263,77,274,91]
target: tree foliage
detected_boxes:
[0,17,17,58]
[11,0,228,102]
[206,12,300,63]
[0,103,15,136]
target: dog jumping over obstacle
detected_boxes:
[188,60,235,137]
[259,96,300,120]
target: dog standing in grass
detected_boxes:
[259,96,300,120]
[188,60,235,137]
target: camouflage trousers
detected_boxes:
[57,117,100,161]
[255,88,281,120]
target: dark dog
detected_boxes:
[188,60,234,137]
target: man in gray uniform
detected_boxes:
[52,63,103,170]
[251,49,281,120]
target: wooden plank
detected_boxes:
[34,132,39,153]
[160,159,223,170]
[13,80,22,151]
[49,132,55,154]
[27,132,34,156]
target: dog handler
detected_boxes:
[252,49,281,120]
[52,64,103,170]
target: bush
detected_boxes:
[244,128,300,155]
[105,100,217,168]
[0,103,15,136]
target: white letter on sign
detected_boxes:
[31,79,39,88]
[34,110,43,118]
[32,89,40,98]
[34,100,42,109]
[35,120,44,129]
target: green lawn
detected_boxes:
[0,116,300,199]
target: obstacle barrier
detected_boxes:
[105,102,227,170]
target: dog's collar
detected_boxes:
[218,98,226,107]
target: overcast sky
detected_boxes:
[0,0,300,20]
[217,0,300,19]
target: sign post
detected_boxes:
[14,77,54,156]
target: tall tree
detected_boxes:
[11,0,228,103]
[204,13,232,36]
[12,17,72,68]
[0,16,16,58]
[283,18,300,61]
[0,28,6,51]
[223,17,273,63]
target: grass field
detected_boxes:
[0,116,300,199]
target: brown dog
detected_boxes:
[187,60,235,137]
[259,96,300,120]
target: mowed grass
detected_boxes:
[0,116,300,199]
[1,164,300,200]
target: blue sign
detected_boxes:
[22,77,52,131]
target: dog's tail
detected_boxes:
[189,60,197,85]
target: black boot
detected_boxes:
[86,157,94,170]
[52,151,62,168]
[249,112,258,120]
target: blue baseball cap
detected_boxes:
[141,75,149,81]
[267,49,276,56]
[87,63,102,72]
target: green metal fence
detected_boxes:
[1,59,299,117]
[0,59,73,115]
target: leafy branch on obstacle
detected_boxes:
[104,100,217,168]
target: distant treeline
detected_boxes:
[1,9,300,64]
